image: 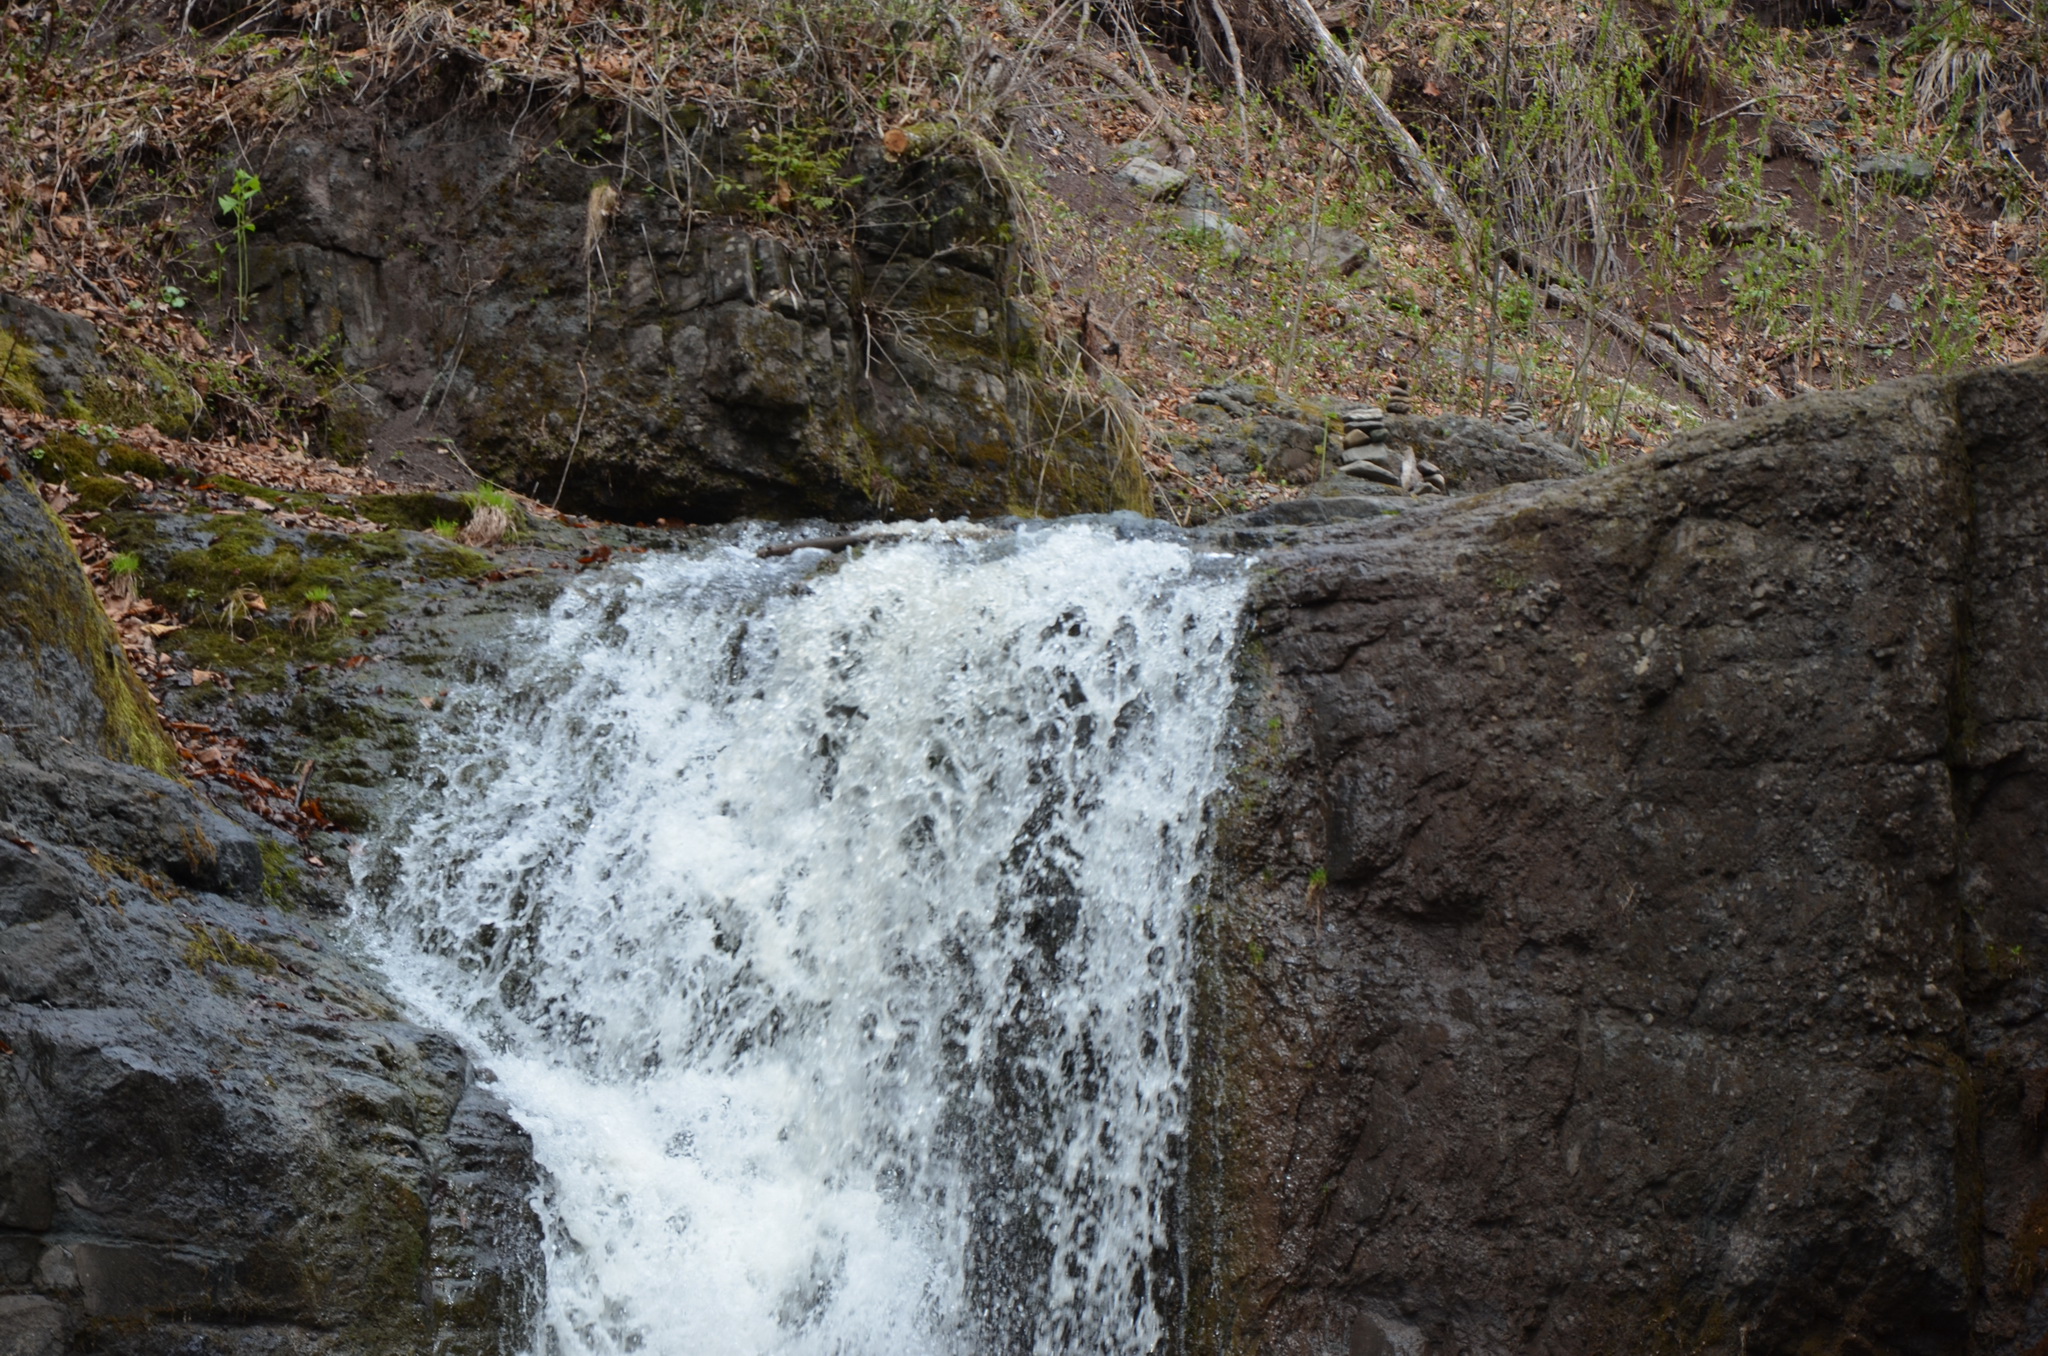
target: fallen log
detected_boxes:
[1273,0,1732,415]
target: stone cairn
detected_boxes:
[1337,403,1445,494]
[1383,377,1413,416]
[1501,398,1533,428]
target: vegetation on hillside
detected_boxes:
[1,0,2044,485]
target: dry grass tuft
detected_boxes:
[458,502,514,548]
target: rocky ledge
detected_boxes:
[1193,357,2048,1353]
[0,466,541,1356]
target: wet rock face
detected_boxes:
[1194,358,2048,1354]
[0,473,540,1355]
[229,102,1136,523]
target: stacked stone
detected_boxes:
[1339,404,1389,449]
[1501,398,1532,427]
[1340,447,1402,487]
[1384,377,1413,416]
[1335,421,1449,497]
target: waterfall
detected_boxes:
[354,521,1247,1356]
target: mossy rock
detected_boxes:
[358,492,471,531]
[0,474,176,773]
[26,429,171,483]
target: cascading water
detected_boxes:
[354,521,1246,1356]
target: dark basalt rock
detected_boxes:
[216,100,1140,524]
[0,466,540,1355]
[1191,357,2048,1353]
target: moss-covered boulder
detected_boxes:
[0,430,540,1355]
[0,457,173,773]
[220,105,1144,523]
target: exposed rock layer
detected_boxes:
[1193,357,2048,1353]
[0,468,540,1356]
[228,100,1139,522]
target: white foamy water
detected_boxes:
[353,521,1246,1356]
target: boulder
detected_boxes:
[210,103,1141,523]
[1268,224,1369,274]
[1115,156,1189,200]
[0,453,541,1354]
[1173,207,1250,258]
[1192,358,2048,1353]
[1853,151,1936,193]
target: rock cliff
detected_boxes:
[0,464,540,1355]
[1193,357,2048,1353]
[222,100,1142,523]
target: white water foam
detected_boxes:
[353,521,1246,1356]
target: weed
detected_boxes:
[182,921,280,980]
[216,169,262,321]
[108,551,142,607]
[218,586,268,636]
[291,585,339,637]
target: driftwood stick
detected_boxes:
[1276,0,1480,245]
[1275,0,1730,413]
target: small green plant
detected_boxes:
[1309,866,1328,889]
[216,168,262,320]
[1247,940,1267,966]
[736,128,862,216]
[430,517,461,539]
[461,483,518,513]
[291,584,338,637]
[457,482,523,547]
[107,552,142,606]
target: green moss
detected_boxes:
[24,429,167,482]
[356,492,470,531]
[183,920,281,974]
[0,328,43,413]
[3,486,178,773]
[79,351,205,437]
[418,542,492,578]
[315,398,373,466]
[258,836,303,912]
[140,514,403,688]
[199,475,327,512]
[83,847,189,902]
[71,475,139,512]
